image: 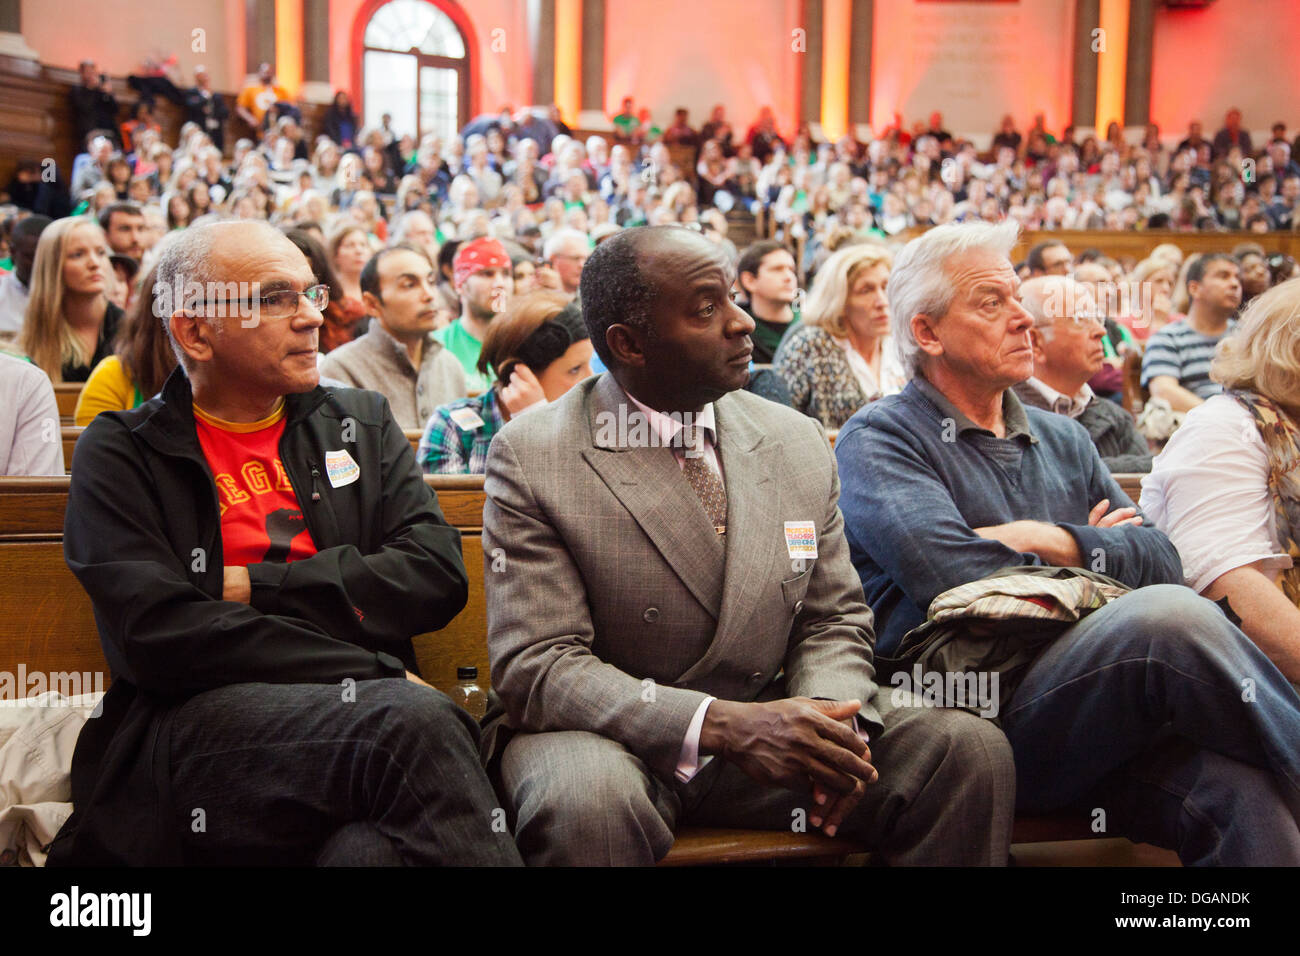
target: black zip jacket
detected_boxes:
[47,367,469,865]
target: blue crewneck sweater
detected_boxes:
[835,376,1182,655]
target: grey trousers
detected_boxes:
[499,691,1016,866]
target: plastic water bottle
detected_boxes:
[453,666,487,720]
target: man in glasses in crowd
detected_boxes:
[49,220,521,867]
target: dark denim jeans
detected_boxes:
[167,679,522,866]
[1001,584,1300,865]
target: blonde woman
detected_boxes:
[773,242,901,429]
[1119,255,1180,343]
[1142,277,1300,682]
[20,217,123,383]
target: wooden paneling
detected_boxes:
[0,54,330,191]
[1012,230,1300,264]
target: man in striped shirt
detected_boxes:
[1141,253,1241,411]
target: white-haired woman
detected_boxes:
[1141,277,1300,682]
[773,242,900,429]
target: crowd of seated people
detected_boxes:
[5,73,1300,867]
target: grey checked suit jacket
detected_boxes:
[480,373,882,782]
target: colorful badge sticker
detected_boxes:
[783,521,818,560]
[449,407,486,432]
[324,448,360,488]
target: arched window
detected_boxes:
[361,0,470,145]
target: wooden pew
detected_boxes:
[61,426,82,471]
[54,384,82,424]
[0,475,1169,866]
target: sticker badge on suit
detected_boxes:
[783,521,817,559]
[325,449,361,488]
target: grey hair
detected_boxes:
[887,219,1021,378]
[1018,274,1081,340]
[543,227,589,261]
[390,209,434,244]
[154,220,284,368]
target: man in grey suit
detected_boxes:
[481,226,1015,865]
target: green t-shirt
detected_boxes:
[434,317,493,393]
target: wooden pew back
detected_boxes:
[0,476,491,700]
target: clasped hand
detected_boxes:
[701,697,877,837]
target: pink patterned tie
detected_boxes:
[681,426,727,535]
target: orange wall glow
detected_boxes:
[1095,0,1128,136]
[275,0,303,95]
[870,0,1073,144]
[820,0,850,141]
[553,0,581,125]
[1150,0,1300,144]
[604,0,800,135]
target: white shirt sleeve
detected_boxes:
[0,357,65,476]
[675,696,716,782]
[1140,395,1292,593]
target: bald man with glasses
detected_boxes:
[49,220,521,867]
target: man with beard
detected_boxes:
[320,243,466,430]
[434,237,514,392]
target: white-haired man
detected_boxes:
[1013,275,1151,473]
[390,209,438,262]
[541,227,591,299]
[835,219,1300,866]
[48,220,520,867]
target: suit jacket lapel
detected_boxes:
[582,375,726,619]
[677,393,784,683]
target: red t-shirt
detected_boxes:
[194,401,317,566]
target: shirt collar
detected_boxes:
[623,388,717,449]
[1021,377,1093,419]
[911,374,1036,442]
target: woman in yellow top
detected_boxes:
[75,259,177,425]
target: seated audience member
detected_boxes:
[75,259,177,424]
[235,62,290,131]
[774,243,902,429]
[418,293,591,474]
[737,239,800,363]
[184,66,229,151]
[540,227,590,300]
[0,214,51,341]
[98,201,147,261]
[481,225,1015,866]
[47,220,520,867]
[284,230,367,353]
[1119,255,1179,344]
[319,243,466,430]
[1142,278,1300,680]
[837,221,1300,866]
[20,217,123,383]
[1071,261,1133,402]
[390,210,439,264]
[1237,249,1272,308]
[328,224,371,304]
[1025,240,1072,277]
[434,237,514,393]
[0,351,65,475]
[1014,276,1152,472]
[1142,253,1242,412]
